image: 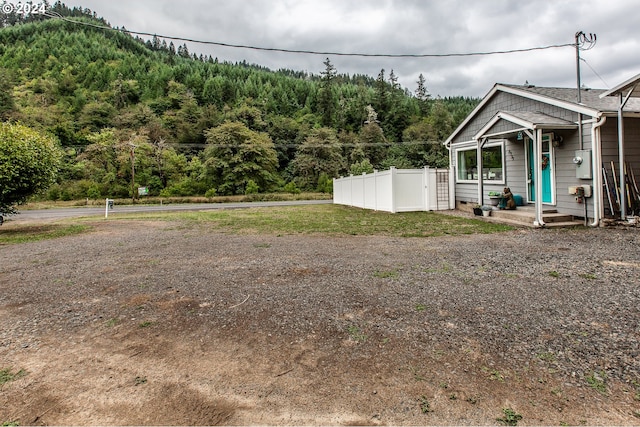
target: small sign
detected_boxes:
[138,187,149,196]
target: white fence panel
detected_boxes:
[351,174,364,208]
[395,169,425,212]
[333,167,449,213]
[374,170,393,212]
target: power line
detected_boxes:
[580,57,609,88]
[44,11,575,59]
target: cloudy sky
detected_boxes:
[64,0,639,98]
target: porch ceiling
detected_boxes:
[474,110,577,140]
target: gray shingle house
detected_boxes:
[445,75,640,226]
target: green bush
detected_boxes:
[245,179,259,195]
[283,181,301,194]
[316,172,333,194]
[0,122,62,214]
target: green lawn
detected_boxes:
[0,224,90,245]
[0,205,513,244]
[120,204,513,237]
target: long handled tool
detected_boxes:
[602,165,616,215]
[611,161,621,209]
[625,162,640,215]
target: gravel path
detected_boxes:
[1,219,639,425]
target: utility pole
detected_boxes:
[575,31,596,149]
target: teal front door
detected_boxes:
[527,135,552,203]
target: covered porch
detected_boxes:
[473,111,581,227]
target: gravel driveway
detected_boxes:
[1,219,639,425]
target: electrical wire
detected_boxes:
[580,57,609,88]
[43,11,575,59]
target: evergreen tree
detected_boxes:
[318,58,337,127]
[373,69,389,125]
[415,73,431,114]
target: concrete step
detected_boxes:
[485,208,582,228]
[542,212,575,223]
[544,220,585,228]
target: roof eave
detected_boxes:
[599,73,640,98]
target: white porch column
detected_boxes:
[618,93,627,220]
[476,138,484,205]
[534,128,545,227]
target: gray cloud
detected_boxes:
[65,0,639,97]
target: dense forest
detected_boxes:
[0,2,479,200]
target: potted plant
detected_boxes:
[488,191,502,206]
[481,205,492,217]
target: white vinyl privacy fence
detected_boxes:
[333,167,451,213]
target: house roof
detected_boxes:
[599,73,640,98]
[444,82,640,146]
[499,84,640,113]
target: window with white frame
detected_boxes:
[456,142,504,183]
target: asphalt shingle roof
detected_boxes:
[499,84,640,113]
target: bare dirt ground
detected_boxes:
[1,218,639,425]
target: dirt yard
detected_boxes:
[1,218,639,425]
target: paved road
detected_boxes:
[6,199,333,223]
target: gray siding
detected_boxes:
[554,128,592,217]
[504,139,527,200]
[451,92,581,145]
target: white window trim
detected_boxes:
[455,140,506,184]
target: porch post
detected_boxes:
[534,128,545,227]
[616,86,636,220]
[618,93,627,220]
[476,138,484,206]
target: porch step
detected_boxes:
[485,208,583,228]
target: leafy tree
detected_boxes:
[401,107,450,168]
[291,127,344,190]
[349,158,374,175]
[0,122,62,215]
[203,121,279,195]
[358,115,388,168]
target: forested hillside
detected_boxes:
[0,2,479,199]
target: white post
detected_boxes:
[534,128,545,227]
[477,139,484,206]
[374,170,378,211]
[390,166,397,213]
[349,174,354,207]
[105,198,110,219]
